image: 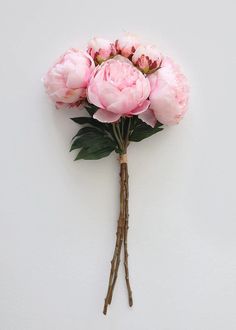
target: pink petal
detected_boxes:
[138,108,157,127]
[87,81,103,108]
[130,100,150,115]
[98,82,121,108]
[93,108,121,123]
[152,97,183,125]
[55,102,66,109]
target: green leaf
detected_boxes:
[84,103,98,117]
[71,126,99,141]
[71,114,115,140]
[71,117,99,125]
[71,133,115,151]
[129,119,163,142]
[75,145,115,160]
[70,125,116,160]
[71,116,105,130]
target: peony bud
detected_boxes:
[115,33,140,59]
[132,45,162,74]
[87,37,116,65]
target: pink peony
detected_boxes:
[87,56,151,123]
[87,37,116,65]
[43,48,95,108]
[139,57,189,126]
[132,45,162,74]
[115,33,140,59]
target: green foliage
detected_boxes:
[84,103,98,117]
[71,126,117,160]
[129,118,163,142]
[70,102,164,161]
[75,145,116,160]
[71,116,101,126]
[70,106,118,160]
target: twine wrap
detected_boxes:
[119,154,128,164]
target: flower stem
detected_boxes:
[116,124,124,147]
[125,118,131,148]
[112,123,124,153]
[103,154,133,314]
[123,161,133,306]
[103,119,133,315]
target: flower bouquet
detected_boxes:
[43,33,189,314]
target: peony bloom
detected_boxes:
[115,33,140,59]
[87,56,151,123]
[87,37,117,65]
[132,45,162,74]
[139,57,189,126]
[43,48,95,108]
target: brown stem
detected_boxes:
[107,222,124,305]
[103,151,133,314]
[103,158,126,315]
[108,162,129,305]
[123,163,133,306]
[103,219,124,314]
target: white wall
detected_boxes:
[0,0,235,329]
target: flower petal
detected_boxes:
[138,108,157,127]
[87,80,104,108]
[130,100,150,115]
[93,108,121,123]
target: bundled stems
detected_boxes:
[103,157,133,314]
[103,119,133,315]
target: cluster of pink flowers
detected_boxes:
[43,33,189,126]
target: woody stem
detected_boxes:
[103,158,127,315]
[123,162,133,306]
[103,118,133,315]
